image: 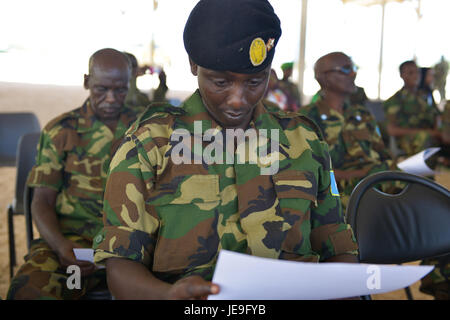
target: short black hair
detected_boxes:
[399,60,417,74]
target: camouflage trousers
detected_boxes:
[420,255,450,300]
[7,235,106,300]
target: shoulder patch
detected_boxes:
[295,114,326,142]
[44,109,79,132]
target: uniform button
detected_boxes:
[95,234,104,243]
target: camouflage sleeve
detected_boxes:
[93,128,159,267]
[308,138,358,261]
[26,127,64,191]
[382,97,400,126]
[366,113,395,173]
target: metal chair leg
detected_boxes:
[404,286,414,300]
[7,206,17,279]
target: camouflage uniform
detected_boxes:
[278,79,301,112]
[93,90,358,284]
[383,87,440,157]
[125,80,151,114]
[7,100,137,300]
[300,94,395,210]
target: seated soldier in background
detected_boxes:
[152,69,169,103]
[264,69,289,111]
[124,52,151,113]
[419,99,450,300]
[278,62,301,112]
[383,60,441,157]
[93,0,358,300]
[7,48,139,300]
[300,52,395,211]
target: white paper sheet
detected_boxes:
[397,147,440,176]
[73,248,94,262]
[209,250,433,300]
[73,248,105,268]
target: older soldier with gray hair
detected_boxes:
[7,48,139,299]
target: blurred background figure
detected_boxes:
[124,52,169,112]
[418,67,438,110]
[349,85,369,106]
[383,60,441,158]
[152,69,168,102]
[124,52,151,112]
[434,56,449,103]
[278,62,301,112]
[264,69,289,111]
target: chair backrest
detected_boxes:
[0,112,40,166]
[346,171,450,264]
[12,132,41,215]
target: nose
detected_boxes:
[227,84,247,110]
[105,89,116,104]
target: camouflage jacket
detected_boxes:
[383,87,440,156]
[93,90,358,283]
[300,94,394,208]
[27,100,138,241]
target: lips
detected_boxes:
[225,111,244,118]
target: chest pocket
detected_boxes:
[272,170,318,256]
[341,113,375,159]
[64,153,104,199]
[149,174,221,273]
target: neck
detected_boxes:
[404,85,417,94]
[102,118,119,132]
[321,90,346,113]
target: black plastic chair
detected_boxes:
[345,171,450,300]
[0,112,40,166]
[7,132,41,279]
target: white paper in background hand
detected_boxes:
[73,248,105,269]
[397,147,441,176]
[208,250,433,300]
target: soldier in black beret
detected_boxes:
[96,0,359,300]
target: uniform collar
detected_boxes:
[181,90,290,147]
[312,92,350,119]
[77,99,136,134]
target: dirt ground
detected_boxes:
[0,81,447,299]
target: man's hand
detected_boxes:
[56,238,96,276]
[166,275,220,300]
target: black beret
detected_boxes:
[184,0,282,74]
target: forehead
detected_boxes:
[402,63,418,73]
[90,66,129,85]
[327,54,352,68]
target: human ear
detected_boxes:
[83,74,90,90]
[189,57,198,76]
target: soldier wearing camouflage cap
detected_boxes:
[300,52,396,210]
[383,60,441,157]
[279,62,301,112]
[93,0,358,300]
[7,48,139,299]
